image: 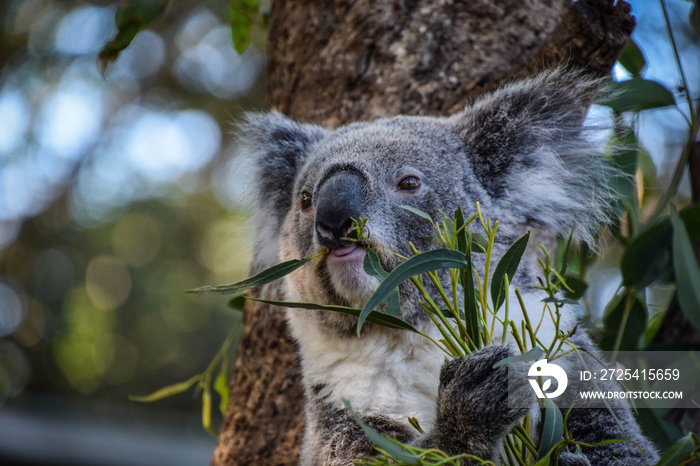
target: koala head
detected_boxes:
[240,69,612,333]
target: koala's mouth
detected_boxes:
[322,243,378,309]
[328,243,365,262]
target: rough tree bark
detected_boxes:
[212,1,634,464]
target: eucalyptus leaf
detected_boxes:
[396,204,435,224]
[621,220,673,288]
[456,207,480,349]
[228,295,246,310]
[537,397,564,460]
[98,0,168,75]
[229,0,259,54]
[129,374,200,403]
[422,236,444,245]
[492,347,544,369]
[562,276,588,300]
[655,433,695,466]
[471,232,489,254]
[610,131,640,210]
[558,226,576,277]
[600,292,647,352]
[617,39,646,76]
[670,207,700,329]
[249,298,421,333]
[491,232,530,312]
[363,248,401,316]
[201,387,214,437]
[622,204,700,288]
[691,5,700,34]
[358,249,468,335]
[214,369,229,415]
[599,78,676,112]
[343,399,420,464]
[542,297,580,306]
[187,256,315,295]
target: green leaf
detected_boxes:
[491,232,530,312]
[617,39,646,76]
[621,220,673,288]
[599,78,676,112]
[621,204,700,288]
[365,250,467,330]
[228,0,259,54]
[492,347,543,369]
[655,433,695,466]
[98,0,168,76]
[455,207,480,349]
[537,397,564,460]
[249,298,422,333]
[670,207,700,329]
[471,232,489,254]
[422,236,444,245]
[558,226,576,277]
[396,204,435,225]
[343,399,420,464]
[635,408,681,454]
[610,131,640,209]
[600,292,647,352]
[227,295,246,310]
[214,369,229,415]
[562,276,588,300]
[691,5,700,35]
[186,256,315,295]
[363,248,401,316]
[358,249,468,335]
[129,374,200,402]
[542,297,580,305]
[681,203,700,240]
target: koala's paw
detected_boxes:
[435,345,535,448]
[558,451,591,466]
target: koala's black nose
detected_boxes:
[315,172,365,248]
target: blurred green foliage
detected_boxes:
[0,0,264,412]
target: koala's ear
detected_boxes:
[237,111,328,264]
[453,69,610,245]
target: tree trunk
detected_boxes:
[212,1,634,464]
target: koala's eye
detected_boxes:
[398,176,421,191]
[300,191,312,209]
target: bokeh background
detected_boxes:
[0,0,697,464]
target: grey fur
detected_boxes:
[241,69,658,465]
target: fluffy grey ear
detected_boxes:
[453,69,611,246]
[237,111,328,267]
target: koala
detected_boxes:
[241,69,659,465]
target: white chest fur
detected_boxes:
[286,310,445,431]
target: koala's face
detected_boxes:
[281,117,481,311]
[245,70,609,330]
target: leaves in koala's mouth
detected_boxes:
[357,249,469,335]
[185,256,319,295]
